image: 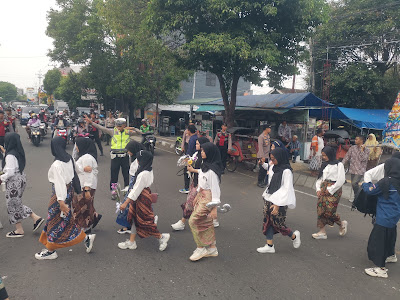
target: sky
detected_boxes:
[0,0,306,95]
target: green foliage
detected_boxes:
[147,0,327,126]
[312,0,400,108]
[54,71,86,109]
[0,81,18,102]
[43,69,62,96]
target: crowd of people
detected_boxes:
[0,111,399,300]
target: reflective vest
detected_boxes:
[111,128,131,150]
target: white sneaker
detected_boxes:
[118,239,137,250]
[84,234,96,253]
[292,230,301,248]
[190,247,208,261]
[213,219,220,228]
[159,233,170,251]
[171,220,185,231]
[205,247,218,257]
[339,220,348,236]
[365,267,388,278]
[35,249,58,260]
[154,215,158,225]
[257,244,275,254]
[312,232,327,240]
[386,255,398,263]
[348,198,354,203]
[117,228,131,234]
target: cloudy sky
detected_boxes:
[0,0,306,94]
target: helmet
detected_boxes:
[29,110,34,115]
[141,118,148,124]
[115,118,127,126]
[31,113,37,118]
[78,118,85,124]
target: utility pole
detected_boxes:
[36,70,43,105]
[309,37,315,94]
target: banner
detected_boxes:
[382,91,400,149]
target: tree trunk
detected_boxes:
[217,74,237,128]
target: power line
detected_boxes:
[0,56,48,59]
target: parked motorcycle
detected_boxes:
[142,132,156,155]
[30,124,41,147]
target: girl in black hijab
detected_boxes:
[313,146,347,240]
[117,150,170,252]
[172,136,210,231]
[73,137,101,233]
[35,137,95,260]
[116,141,146,234]
[257,147,300,254]
[1,133,44,238]
[362,158,400,278]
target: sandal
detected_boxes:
[6,231,24,238]
[33,218,45,232]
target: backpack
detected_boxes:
[351,189,377,217]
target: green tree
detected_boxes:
[43,69,62,98]
[55,71,87,109]
[0,81,18,102]
[312,0,400,108]
[148,0,327,127]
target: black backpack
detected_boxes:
[351,189,377,217]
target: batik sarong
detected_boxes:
[181,182,198,219]
[5,172,32,224]
[189,190,216,247]
[127,187,161,239]
[262,200,293,237]
[39,184,86,251]
[73,189,96,229]
[317,181,342,227]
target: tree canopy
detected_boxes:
[312,0,400,109]
[43,69,62,97]
[147,0,328,126]
[0,81,18,102]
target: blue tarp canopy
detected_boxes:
[204,93,332,109]
[309,107,390,130]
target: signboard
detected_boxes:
[81,89,98,101]
[144,111,157,127]
[383,91,400,149]
[26,87,35,103]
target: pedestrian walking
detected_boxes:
[214,123,232,173]
[105,111,115,145]
[179,124,197,194]
[362,157,400,278]
[35,137,96,260]
[365,133,381,170]
[257,148,301,254]
[117,150,170,251]
[116,140,145,234]
[89,112,104,156]
[309,128,325,176]
[312,146,348,240]
[171,137,210,231]
[85,116,140,198]
[5,107,16,133]
[72,138,102,233]
[187,142,222,261]
[257,124,271,188]
[0,133,44,238]
[342,135,370,202]
[0,111,13,146]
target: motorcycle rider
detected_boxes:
[5,107,16,132]
[140,118,151,143]
[75,118,89,137]
[84,116,140,199]
[52,111,69,138]
[0,110,13,146]
[26,113,41,139]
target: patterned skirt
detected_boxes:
[189,190,216,247]
[72,189,96,229]
[116,175,134,229]
[181,182,198,219]
[309,154,322,171]
[39,184,86,251]
[127,187,161,239]
[262,200,293,236]
[317,181,342,227]
[5,172,32,225]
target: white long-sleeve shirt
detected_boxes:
[364,163,384,183]
[129,159,139,176]
[0,154,19,182]
[315,162,346,195]
[197,169,221,205]
[48,160,74,201]
[75,154,98,189]
[127,170,154,201]
[262,167,296,209]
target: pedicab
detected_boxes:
[226,127,258,172]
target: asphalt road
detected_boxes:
[0,127,399,300]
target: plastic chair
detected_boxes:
[170,125,176,136]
